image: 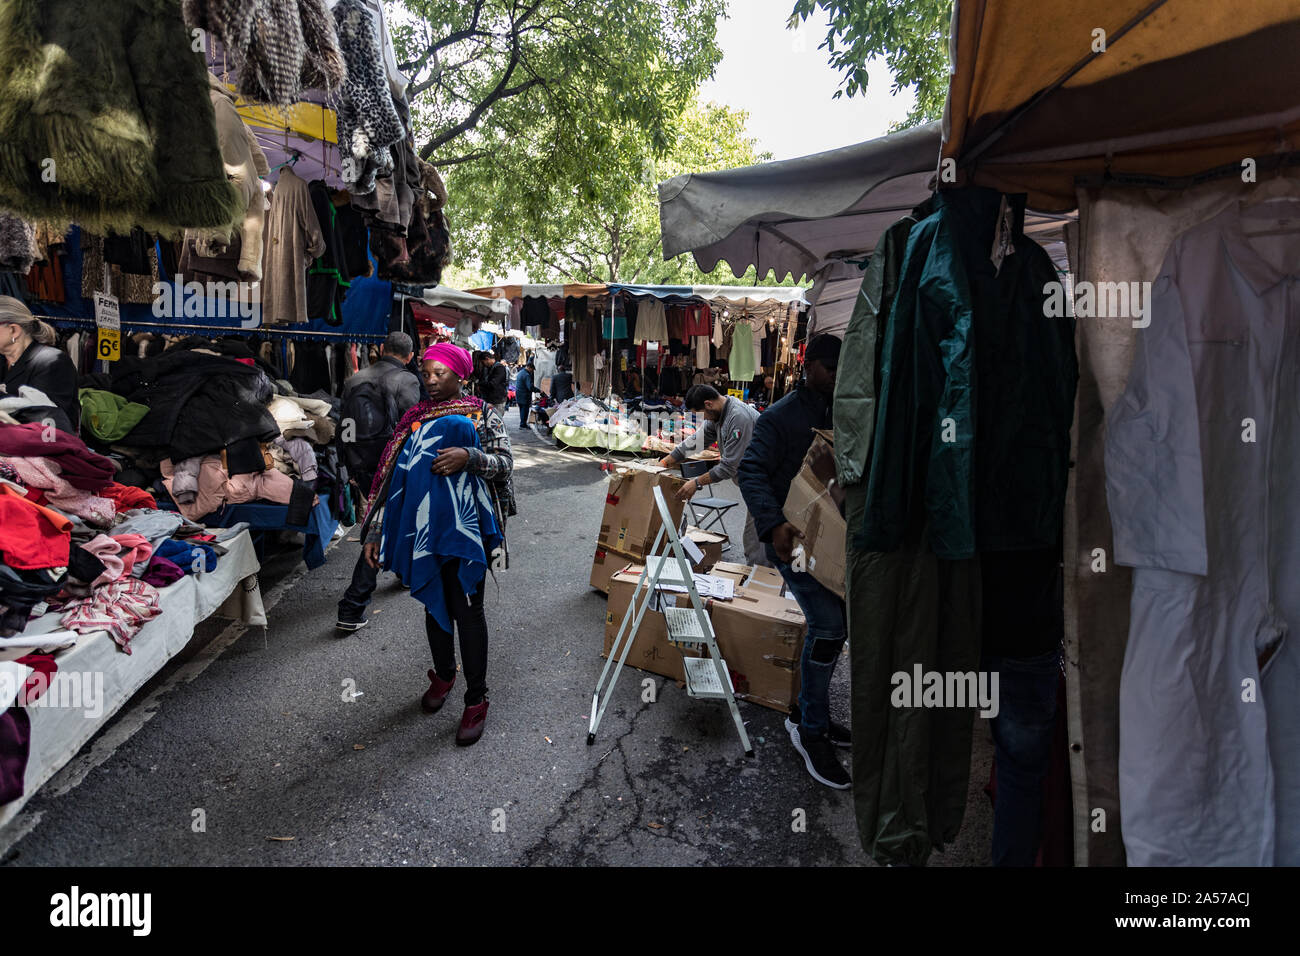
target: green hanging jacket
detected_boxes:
[860,188,1076,560]
[832,208,925,489]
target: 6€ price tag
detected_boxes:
[97,327,120,361]
[94,292,120,362]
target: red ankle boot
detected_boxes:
[455,699,489,746]
[421,670,455,713]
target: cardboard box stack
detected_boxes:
[601,562,806,714]
[589,464,687,592]
[781,429,846,598]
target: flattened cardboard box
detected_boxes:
[601,570,807,713]
[711,562,786,597]
[781,429,846,599]
[596,465,687,563]
[685,526,726,572]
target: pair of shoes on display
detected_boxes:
[785,714,851,790]
[420,670,489,747]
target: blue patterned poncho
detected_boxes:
[379,415,502,631]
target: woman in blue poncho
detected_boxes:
[360,343,515,747]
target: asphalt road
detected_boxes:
[0,426,992,866]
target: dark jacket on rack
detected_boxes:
[738,386,830,543]
[109,346,279,462]
[1,341,81,433]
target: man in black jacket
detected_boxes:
[479,350,509,418]
[337,332,422,633]
[738,335,851,790]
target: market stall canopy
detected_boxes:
[609,284,808,319]
[466,283,609,301]
[658,122,942,282]
[419,286,511,316]
[942,0,1300,210]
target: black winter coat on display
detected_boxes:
[110,346,279,461]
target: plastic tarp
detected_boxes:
[553,424,645,453]
[466,283,608,301]
[942,0,1300,210]
[0,530,262,826]
[658,122,942,283]
[420,286,511,316]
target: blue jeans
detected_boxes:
[767,544,847,738]
[983,648,1060,866]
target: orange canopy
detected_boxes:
[942,0,1300,210]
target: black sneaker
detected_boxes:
[335,617,369,634]
[785,707,851,749]
[788,724,851,790]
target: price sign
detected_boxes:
[97,328,120,361]
[93,291,121,362]
[727,388,745,400]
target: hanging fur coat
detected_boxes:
[201,74,271,280]
[0,214,38,274]
[0,0,244,236]
[182,0,346,107]
[333,0,405,195]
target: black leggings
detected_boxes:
[425,560,489,705]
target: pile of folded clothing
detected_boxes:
[0,422,234,654]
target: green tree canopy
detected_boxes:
[789,0,951,128]
[391,0,732,281]
[451,96,774,284]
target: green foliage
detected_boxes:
[392,0,735,282]
[789,0,951,129]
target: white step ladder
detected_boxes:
[587,486,754,757]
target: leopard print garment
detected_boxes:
[333,0,405,194]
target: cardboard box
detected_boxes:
[590,544,639,593]
[601,568,696,682]
[782,430,846,599]
[710,587,806,714]
[684,526,726,572]
[600,569,808,713]
[711,562,787,598]
[595,465,687,562]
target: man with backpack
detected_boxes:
[336,332,423,633]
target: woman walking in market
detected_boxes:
[360,343,515,747]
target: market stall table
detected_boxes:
[0,529,263,828]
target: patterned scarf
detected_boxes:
[361,395,485,529]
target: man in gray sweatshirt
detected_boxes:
[659,384,766,566]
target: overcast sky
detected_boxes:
[701,0,916,162]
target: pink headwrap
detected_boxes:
[422,343,474,380]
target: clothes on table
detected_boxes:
[0,484,72,570]
[0,455,116,527]
[160,455,299,522]
[79,389,149,443]
[154,538,218,574]
[60,577,162,653]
